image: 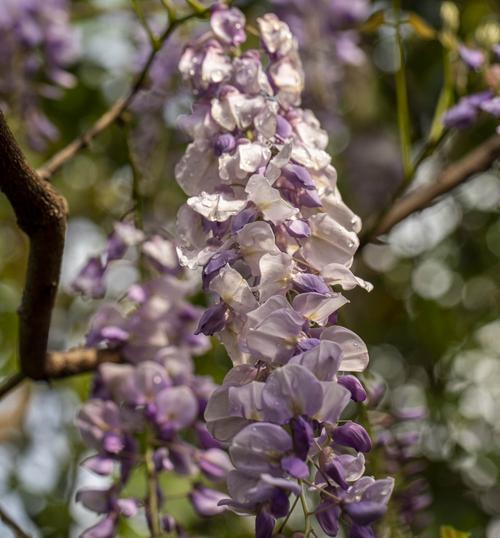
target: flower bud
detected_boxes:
[332,421,372,453]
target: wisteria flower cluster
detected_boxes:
[271,0,370,132]
[175,7,393,537]
[0,0,78,150]
[74,228,231,537]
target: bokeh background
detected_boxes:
[0,0,499,536]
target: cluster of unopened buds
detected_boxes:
[74,226,232,537]
[443,43,500,130]
[175,5,393,537]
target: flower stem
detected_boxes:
[299,486,312,536]
[131,0,159,50]
[145,446,162,538]
[185,0,206,15]
[278,493,300,533]
[392,0,412,181]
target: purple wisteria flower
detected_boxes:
[0,0,78,150]
[74,236,229,537]
[443,42,500,131]
[174,8,392,537]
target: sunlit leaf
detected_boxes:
[440,526,471,538]
[408,13,437,40]
[360,10,385,33]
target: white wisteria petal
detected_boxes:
[245,174,298,224]
[321,325,369,372]
[175,141,220,196]
[258,252,294,301]
[237,221,280,274]
[301,213,359,270]
[265,142,292,183]
[321,263,373,292]
[257,13,294,56]
[187,192,247,222]
[292,292,349,325]
[176,204,215,268]
[289,340,343,381]
[209,265,258,313]
[322,188,362,234]
[316,381,351,423]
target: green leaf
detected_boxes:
[360,10,385,33]
[407,13,436,40]
[440,526,471,538]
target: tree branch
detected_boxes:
[0,348,122,401]
[361,134,500,244]
[0,112,68,380]
[36,8,209,181]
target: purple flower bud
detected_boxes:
[213,133,236,155]
[282,164,316,189]
[293,273,331,295]
[465,90,494,106]
[285,219,311,238]
[256,510,276,538]
[162,515,177,533]
[195,303,228,335]
[281,456,309,478]
[349,524,375,538]
[291,416,314,460]
[103,432,124,454]
[270,488,290,518]
[203,250,239,286]
[443,100,477,129]
[211,6,246,46]
[296,338,321,352]
[459,46,485,70]
[332,421,372,453]
[343,501,387,526]
[232,206,258,233]
[276,115,293,139]
[189,484,227,517]
[153,448,174,472]
[481,96,500,118]
[315,502,340,536]
[298,188,322,208]
[116,498,139,518]
[323,457,348,489]
[195,422,222,449]
[198,448,233,481]
[337,375,367,402]
[81,456,114,476]
[72,256,106,298]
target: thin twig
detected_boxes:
[0,505,30,538]
[361,134,500,244]
[36,8,210,181]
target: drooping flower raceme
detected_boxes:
[174,8,393,537]
[0,0,78,150]
[74,229,231,537]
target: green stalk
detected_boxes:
[145,446,162,538]
[131,0,159,50]
[392,0,412,181]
